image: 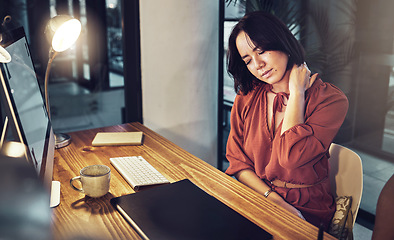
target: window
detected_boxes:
[106,0,124,88]
[0,0,126,133]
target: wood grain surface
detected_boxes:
[51,122,336,240]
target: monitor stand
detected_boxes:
[50,181,61,208]
[55,132,71,149]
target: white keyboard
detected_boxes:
[110,156,170,190]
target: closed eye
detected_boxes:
[241,48,265,66]
[256,48,266,55]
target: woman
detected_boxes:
[225,11,348,229]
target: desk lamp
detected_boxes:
[44,15,81,148]
[0,45,11,63]
[0,141,28,159]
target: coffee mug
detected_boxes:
[70,165,111,198]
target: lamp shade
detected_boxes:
[45,15,81,52]
[0,141,28,159]
[0,45,11,63]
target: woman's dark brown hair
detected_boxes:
[227,11,305,95]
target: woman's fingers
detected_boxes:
[289,63,312,93]
[302,62,311,82]
[294,63,319,89]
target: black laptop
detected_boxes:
[111,179,273,240]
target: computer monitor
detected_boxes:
[0,27,59,207]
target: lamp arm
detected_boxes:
[44,49,58,120]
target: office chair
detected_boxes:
[328,143,363,227]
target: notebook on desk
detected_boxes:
[92,132,143,146]
[110,179,272,240]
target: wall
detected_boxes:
[139,1,219,167]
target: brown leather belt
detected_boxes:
[270,177,327,189]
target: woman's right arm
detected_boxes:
[236,169,305,219]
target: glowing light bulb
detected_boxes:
[51,19,82,52]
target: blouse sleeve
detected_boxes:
[273,82,349,169]
[225,94,255,176]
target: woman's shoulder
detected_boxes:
[307,78,348,103]
[235,82,266,101]
[232,82,266,114]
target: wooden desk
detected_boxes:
[51,122,336,240]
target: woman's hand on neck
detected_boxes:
[271,63,318,95]
[288,63,318,94]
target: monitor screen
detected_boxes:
[0,27,55,196]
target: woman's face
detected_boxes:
[236,31,289,85]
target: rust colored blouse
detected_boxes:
[225,78,349,228]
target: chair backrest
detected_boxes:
[329,143,363,227]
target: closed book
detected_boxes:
[92,132,143,146]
